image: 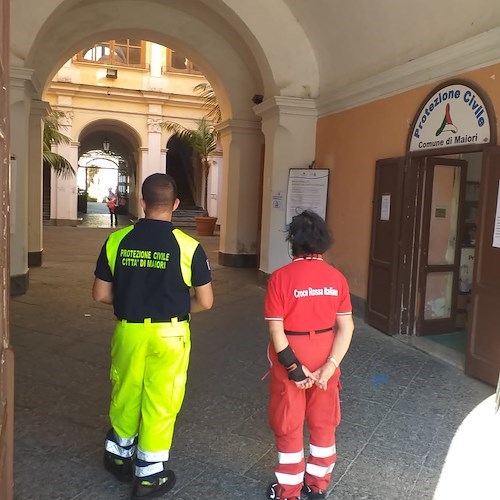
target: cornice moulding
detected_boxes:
[47,83,203,108]
[317,27,500,117]
[10,66,41,94]
[216,118,262,134]
[254,96,317,119]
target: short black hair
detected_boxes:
[287,210,333,256]
[141,173,178,209]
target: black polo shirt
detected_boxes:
[94,219,211,321]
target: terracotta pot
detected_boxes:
[195,216,217,236]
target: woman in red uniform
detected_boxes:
[265,210,355,500]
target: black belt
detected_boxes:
[284,327,333,336]
[120,314,190,324]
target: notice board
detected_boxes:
[286,168,329,226]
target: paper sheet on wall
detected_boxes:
[380,194,391,221]
[493,180,500,248]
[286,169,329,226]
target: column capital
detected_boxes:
[216,118,262,137]
[30,100,51,118]
[253,96,317,120]
[147,117,163,133]
[58,110,74,127]
[10,66,40,95]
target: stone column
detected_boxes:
[254,96,318,275]
[207,153,222,221]
[50,111,78,224]
[160,147,167,173]
[217,119,263,267]
[27,100,50,267]
[9,67,38,295]
[145,116,163,178]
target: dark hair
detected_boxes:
[287,210,333,256]
[141,173,178,209]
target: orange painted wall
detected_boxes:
[316,63,500,299]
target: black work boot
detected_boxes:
[103,451,133,483]
[131,469,176,499]
[301,483,326,499]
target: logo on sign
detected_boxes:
[436,104,457,136]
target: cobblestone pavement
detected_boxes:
[11,226,493,499]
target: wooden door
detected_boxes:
[465,146,500,385]
[0,0,14,500]
[417,158,467,334]
[0,0,13,497]
[366,158,405,334]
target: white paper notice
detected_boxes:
[380,194,391,221]
[286,169,329,225]
[493,180,500,248]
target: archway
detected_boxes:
[166,134,196,208]
[79,119,141,218]
[11,0,321,297]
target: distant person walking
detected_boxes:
[264,210,355,500]
[107,188,118,226]
[93,173,213,498]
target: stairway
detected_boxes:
[172,206,206,230]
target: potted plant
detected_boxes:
[162,117,218,236]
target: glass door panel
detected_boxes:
[428,165,460,265]
[418,158,466,335]
[424,271,454,320]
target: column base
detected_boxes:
[258,269,271,286]
[28,251,42,267]
[10,271,29,296]
[50,219,79,227]
[350,294,366,318]
[218,252,258,268]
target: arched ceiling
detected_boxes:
[11,0,500,117]
[14,0,320,122]
[283,0,500,92]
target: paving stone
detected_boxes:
[408,466,442,500]
[369,411,441,457]
[340,395,392,429]
[340,372,408,406]
[332,444,423,500]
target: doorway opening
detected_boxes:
[366,151,483,369]
[413,151,482,367]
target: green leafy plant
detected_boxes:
[193,82,221,124]
[43,110,75,177]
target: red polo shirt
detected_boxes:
[265,256,352,331]
[264,256,352,370]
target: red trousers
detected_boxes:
[268,344,341,499]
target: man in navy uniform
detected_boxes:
[93,173,213,498]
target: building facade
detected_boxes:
[45,40,221,227]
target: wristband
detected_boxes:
[328,355,339,368]
[277,346,307,382]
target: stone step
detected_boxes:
[172,207,206,229]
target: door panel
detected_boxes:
[366,158,405,334]
[418,158,466,334]
[0,0,13,497]
[465,146,500,385]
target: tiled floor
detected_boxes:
[11,226,493,499]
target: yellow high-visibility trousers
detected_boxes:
[109,318,191,460]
